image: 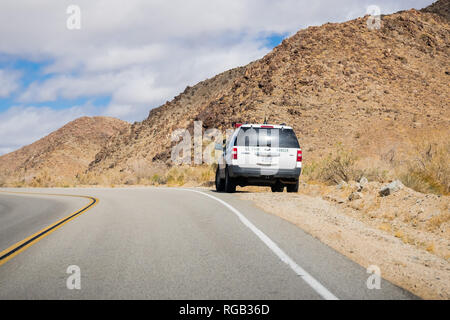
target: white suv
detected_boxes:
[216,123,302,193]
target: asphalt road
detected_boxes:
[0,187,417,300]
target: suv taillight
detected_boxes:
[232,147,238,160]
[297,149,302,162]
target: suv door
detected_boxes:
[234,127,300,172]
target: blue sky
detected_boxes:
[0,0,435,155]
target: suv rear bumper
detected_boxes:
[228,165,301,179]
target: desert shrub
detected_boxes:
[28,169,54,187]
[163,164,216,187]
[151,174,167,185]
[361,167,389,183]
[14,180,25,188]
[400,140,450,195]
[76,172,102,186]
[166,167,186,186]
[199,164,215,184]
[124,176,137,185]
[131,159,153,183]
[427,212,450,232]
[313,146,362,184]
[301,161,319,181]
[186,164,215,186]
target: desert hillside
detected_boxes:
[0,116,129,186]
[87,0,449,188]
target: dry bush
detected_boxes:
[151,174,167,185]
[29,169,53,187]
[301,161,320,182]
[73,163,214,187]
[427,212,450,232]
[76,172,103,186]
[321,149,361,184]
[164,164,215,187]
[166,167,186,186]
[355,157,392,183]
[130,159,153,183]
[304,145,362,184]
[104,171,128,186]
[361,167,389,182]
[74,169,133,186]
[400,139,450,195]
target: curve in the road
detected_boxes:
[0,191,98,266]
[177,188,339,300]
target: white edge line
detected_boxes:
[176,188,339,300]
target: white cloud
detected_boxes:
[18,39,268,121]
[18,72,126,102]
[0,69,21,97]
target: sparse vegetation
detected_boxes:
[427,211,450,231]
[165,165,215,187]
[302,145,362,184]
[130,159,153,184]
[400,138,450,195]
[360,167,389,183]
[151,174,167,185]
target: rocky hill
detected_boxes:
[88,0,449,181]
[0,116,129,186]
[423,0,450,19]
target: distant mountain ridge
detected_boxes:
[0,116,129,186]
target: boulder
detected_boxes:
[379,180,404,197]
[359,176,369,187]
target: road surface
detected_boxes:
[0,187,417,299]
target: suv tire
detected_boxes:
[225,167,236,193]
[215,166,225,192]
[271,183,284,193]
[286,180,299,193]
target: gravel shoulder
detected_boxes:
[239,183,450,300]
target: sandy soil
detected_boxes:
[239,182,450,300]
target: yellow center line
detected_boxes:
[0,191,99,266]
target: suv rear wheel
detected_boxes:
[215,166,225,192]
[271,183,284,193]
[286,180,299,193]
[225,167,236,193]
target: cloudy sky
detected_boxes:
[0,0,434,155]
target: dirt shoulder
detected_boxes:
[239,182,450,300]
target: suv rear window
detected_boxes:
[235,128,300,148]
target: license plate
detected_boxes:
[259,157,272,164]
